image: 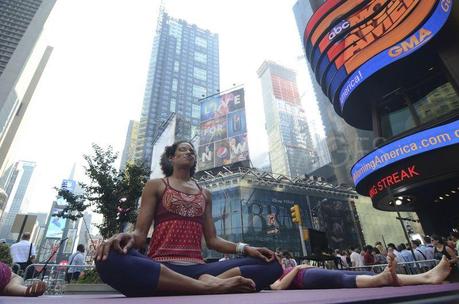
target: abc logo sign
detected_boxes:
[328,20,350,40]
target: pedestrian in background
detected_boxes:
[9,233,35,279]
[66,244,85,283]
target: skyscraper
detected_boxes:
[0,160,35,241]
[292,0,374,186]
[0,0,56,171]
[257,61,316,177]
[135,10,220,168]
[119,120,139,171]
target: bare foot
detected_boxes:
[25,281,47,297]
[386,253,400,286]
[371,264,395,287]
[199,274,256,294]
[426,256,451,284]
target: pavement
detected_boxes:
[0,283,458,304]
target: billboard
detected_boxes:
[45,207,66,238]
[198,88,249,171]
[303,0,452,110]
[351,119,459,187]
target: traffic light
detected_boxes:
[290,204,302,224]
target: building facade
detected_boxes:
[198,167,363,258]
[135,10,220,168]
[119,120,139,170]
[301,0,459,235]
[0,160,35,241]
[0,0,55,171]
[257,61,317,177]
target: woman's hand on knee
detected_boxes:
[245,246,276,262]
[96,233,135,261]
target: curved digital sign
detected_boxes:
[351,120,459,187]
[339,0,452,110]
[304,0,452,114]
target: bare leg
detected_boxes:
[396,256,451,286]
[156,264,255,295]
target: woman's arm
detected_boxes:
[96,179,161,260]
[132,179,161,249]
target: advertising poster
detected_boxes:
[214,139,231,167]
[227,109,247,138]
[198,87,250,171]
[201,96,224,121]
[198,143,215,171]
[229,134,249,163]
[200,117,227,145]
[308,196,360,250]
[63,228,77,253]
[45,207,66,238]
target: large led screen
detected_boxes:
[351,120,459,186]
[303,0,452,110]
[45,207,66,238]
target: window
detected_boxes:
[194,52,207,63]
[172,79,178,91]
[195,36,207,48]
[174,61,179,73]
[194,67,207,81]
[193,85,207,98]
[170,98,176,112]
[192,104,200,118]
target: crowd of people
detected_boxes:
[332,233,458,271]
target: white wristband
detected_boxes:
[236,242,248,255]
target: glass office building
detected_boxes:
[257,61,317,177]
[199,168,362,258]
[135,11,220,168]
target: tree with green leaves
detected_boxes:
[54,144,150,239]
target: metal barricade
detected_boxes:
[343,259,439,274]
[23,264,96,295]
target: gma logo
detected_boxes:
[388,28,432,58]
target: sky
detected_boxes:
[8,0,324,216]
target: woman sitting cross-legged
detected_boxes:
[267,254,451,290]
[95,141,282,297]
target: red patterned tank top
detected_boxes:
[147,178,206,264]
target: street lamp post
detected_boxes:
[388,188,418,263]
[239,199,245,241]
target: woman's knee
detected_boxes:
[95,250,161,297]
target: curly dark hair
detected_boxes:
[160,141,197,177]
